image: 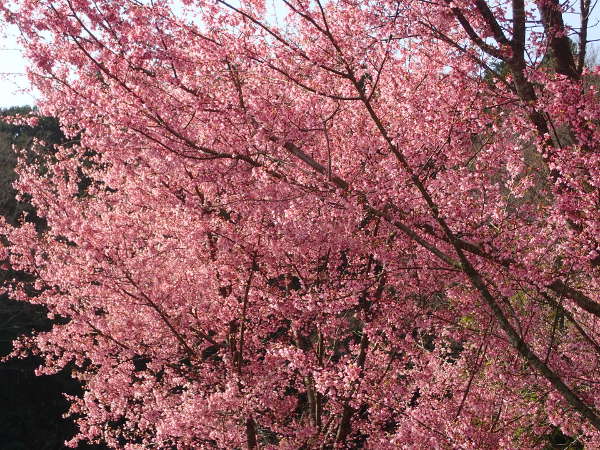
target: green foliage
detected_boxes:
[0,106,66,226]
[0,106,63,148]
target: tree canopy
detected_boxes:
[0,0,599,448]
[0,106,107,450]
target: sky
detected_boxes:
[1,4,599,109]
[0,0,188,109]
[0,24,36,108]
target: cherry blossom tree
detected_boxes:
[1,0,599,447]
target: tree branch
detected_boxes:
[444,1,506,59]
[537,0,579,79]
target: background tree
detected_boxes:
[0,106,107,450]
[0,0,599,448]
